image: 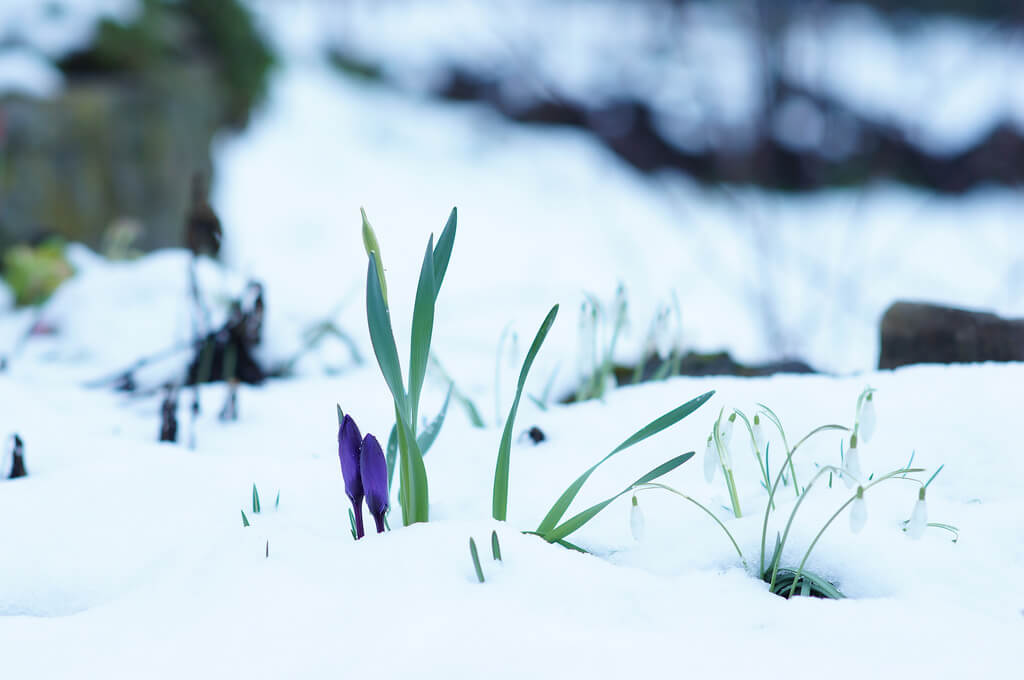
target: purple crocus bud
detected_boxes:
[360,433,389,533]
[338,414,365,538]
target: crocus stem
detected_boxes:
[352,501,365,539]
[374,514,386,533]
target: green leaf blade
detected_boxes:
[492,304,559,521]
[366,256,410,419]
[408,236,437,428]
[535,391,714,534]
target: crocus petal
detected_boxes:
[907,498,928,540]
[360,433,389,530]
[338,414,363,504]
[849,496,867,533]
[703,436,717,483]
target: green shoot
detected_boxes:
[491,531,502,561]
[469,538,485,583]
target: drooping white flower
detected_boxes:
[842,434,862,488]
[752,414,766,457]
[721,412,735,447]
[703,435,717,483]
[906,487,928,540]
[859,393,877,442]
[849,487,867,533]
[630,495,645,542]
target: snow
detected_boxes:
[285,0,1024,153]
[1,358,1021,677]
[0,0,138,96]
[2,3,1023,677]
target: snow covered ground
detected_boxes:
[2,2,1023,677]
[1,357,1022,677]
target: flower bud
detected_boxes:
[842,434,861,488]
[849,486,867,533]
[703,435,717,483]
[859,393,876,442]
[721,412,736,446]
[906,487,928,540]
[752,414,766,456]
[630,495,645,542]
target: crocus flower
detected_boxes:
[630,494,645,542]
[338,414,365,538]
[849,486,867,533]
[859,393,877,442]
[703,434,717,483]
[360,433,389,533]
[842,433,862,488]
[906,487,928,540]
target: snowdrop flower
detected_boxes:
[338,413,366,539]
[859,393,877,442]
[842,434,862,488]
[630,495,645,542]
[703,435,717,483]
[849,486,867,533]
[906,487,928,540]
[752,414,766,457]
[360,433,390,534]
[721,412,736,447]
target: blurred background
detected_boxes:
[1,0,1022,397]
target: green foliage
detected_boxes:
[492,305,559,521]
[363,208,457,526]
[469,538,485,583]
[2,239,74,306]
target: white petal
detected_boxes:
[842,446,861,488]
[721,417,734,446]
[630,501,645,542]
[703,438,717,483]
[849,497,868,533]
[859,398,877,442]
[753,422,766,457]
[907,499,928,540]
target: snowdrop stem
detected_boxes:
[713,417,742,518]
[768,465,842,592]
[785,467,925,598]
[635,483,748,570]
[757,424,846,574]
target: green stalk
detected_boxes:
[713,416,741,518]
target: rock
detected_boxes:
[879,301,1024,369]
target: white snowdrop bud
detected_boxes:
[859,393,876,442]
[721,412,735,446]
[630,495,645,542]
[906,487,928,540]
[842,434,861,488]
[849,486,867,533]
[703,435,717,483]
[752,414,766,456]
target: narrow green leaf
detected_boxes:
[336,404,344,425]
[521,530,589,554]
[408,236,437,428]
[274,491,280,510]
[432,208,457,298]
[491,530,502,561]
[366,255,410,418]
[469,537,485,583]
[241,510,249,527]
[493,305,559,521]
[348,507,357,541]
[361,208,388,306]
[396,411,429,524]
[252,485,261,514]
[417,385,452,455]
[536,390,714,534]
[542,452,695,543]
[385,423,399,490]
